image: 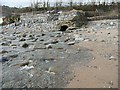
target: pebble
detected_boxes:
[21,43,29,48]
[46,44,52,49]
[19,38,26,41]
[67,41,75,45]
[110,22,114,26]
[101,40,105,42]
[1,42,9,46]
[84,39,90,42]
[0,56,9,62]
[22,33,27,37]
[109,81,113,85]
[109,56,116,60]
[75,37,84,41]
[0,50,8,54]
[19,65,34,70]
[8,54,18,58]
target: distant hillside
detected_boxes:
[1,5,19,17]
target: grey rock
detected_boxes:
[57,9,87,29]
[44,39,59,45]
[67,41,75,45]
[8,54,18,58]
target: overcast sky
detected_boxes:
[0,0,118,7]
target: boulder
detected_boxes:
[57,9,87,30]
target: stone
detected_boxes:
[46,44,52,49]
[0,50,8,54]
[44,39,59,45]
[110,22,115,26]
[1,42,9,46]
[109,56,116,60]
[101,40,105,42]
[0,56,9,62]
[109,81,113,85]
[22,33,27,37]
[8,54,18,58]
[74,34,84,41]
[19,38,26,41]
[67,41,75,45]
[19,65,34,70]
[57,9,87,30]
[21,43,29,48]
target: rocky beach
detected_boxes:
[0,10,118,88]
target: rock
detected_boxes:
[109,56,116,60]
[1,42,9,46]
[110,22,115,26]
[41,33,46,36]
[107,32,111,35]
[19,65,34,70]
[44,39,59,45]
[46,44,52,49]
[22,33,27,37]
[74,35,85,41]
[8,54,18,58]
[57,9,87,30]
[21,43,29,48]
[0,50,8,54]
[67,41,75,45]
[84,39,90,42]
[101,40,105,42]
[19,38,26,41]
[0,56,9,62]
[109,81,113,85]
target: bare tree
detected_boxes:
[47,0,50,8]
[69,0,73,7]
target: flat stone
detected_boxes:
[67,41,75,45]
[44,39,59,45]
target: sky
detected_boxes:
[0,0,118,7]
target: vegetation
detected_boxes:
[1,1,119,14]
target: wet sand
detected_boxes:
[66,20,118,88]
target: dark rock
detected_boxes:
[0,56,9,62]
[22,33,27,37]
[59,25,68,31]
[22,43,29,48]
[0,50,8,54]
[1,42,9,46]
[19,38,26,41]
[42,33,46,36]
